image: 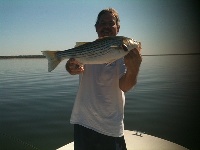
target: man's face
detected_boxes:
[96,12,120,38]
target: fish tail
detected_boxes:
[42,51,61,72]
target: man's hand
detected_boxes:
[119,48,142,92]
[65,58,84,75]
[124,48,142,72]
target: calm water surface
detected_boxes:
[0,56,199,150]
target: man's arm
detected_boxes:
[119,48,142,92]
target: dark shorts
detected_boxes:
[74,124,127,150]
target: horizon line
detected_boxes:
[0,52,200,59]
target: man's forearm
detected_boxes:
[119,67,139,92]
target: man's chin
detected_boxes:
[101,33,113,37]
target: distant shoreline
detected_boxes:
[0,55,45,59]
[142,52,200,56]
[0,53,200,59]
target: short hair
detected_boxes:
[95,8,120,28]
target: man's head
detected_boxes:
[95,8,120,38]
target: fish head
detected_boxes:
[122,37,141,52]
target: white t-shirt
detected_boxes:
[70,58,126,137]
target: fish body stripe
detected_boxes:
[56,36,124,60]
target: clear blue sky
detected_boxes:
[0,0,199,56]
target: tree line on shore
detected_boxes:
[0,55,45,59]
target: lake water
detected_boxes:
[0,55,199,150]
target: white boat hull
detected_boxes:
[57,130,188,150]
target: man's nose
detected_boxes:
[101,22,113,28]
[104,23,110,28]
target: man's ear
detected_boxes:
[117,25,120,33]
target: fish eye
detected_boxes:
[122,44,128,51]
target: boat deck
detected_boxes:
[57,130,188,150]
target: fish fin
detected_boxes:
[106,62,111,66]
[42,51,61,72]
[98,36,109,39]
[75,42,89,47]
[106,59,116,66]
[95,36,109,41]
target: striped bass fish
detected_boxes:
[42,36,141,72]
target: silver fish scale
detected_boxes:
[57,36,124,59]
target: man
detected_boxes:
[66,8,142,150]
